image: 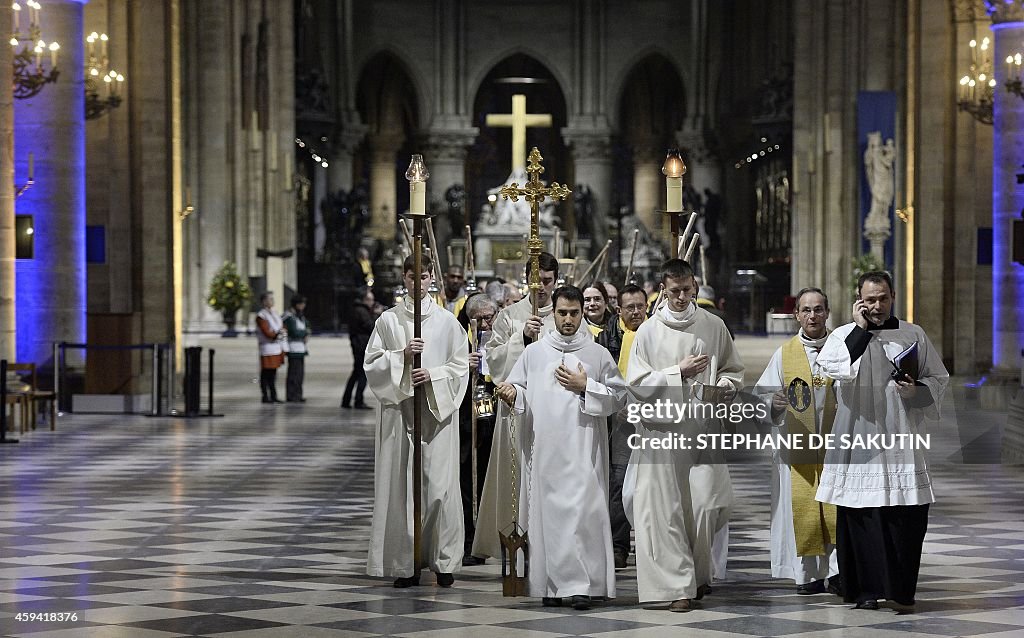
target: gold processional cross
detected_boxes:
[485,94,552,172]
[500,148,571,313]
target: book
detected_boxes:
[890,341,919,382]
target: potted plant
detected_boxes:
[850,252,888,301]
[207,262,252,337]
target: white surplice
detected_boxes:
[505,329,627,599]
[472,295,555,558]
[754,334,839,585]
[815,320,949,508]
[624,302,744,602]
[364,296,469,577]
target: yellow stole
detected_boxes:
[782,336,837,556]
[616,318,637,379]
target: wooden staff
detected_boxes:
[576,239,612,284]
[425,218,447,306]
[465,224,476,282]
[399,219,414,257]
[411,217,425,571]
[469,318,479,520]
[623,228,639,287]
[684,232,701,262]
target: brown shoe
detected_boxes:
[668,598,694,612]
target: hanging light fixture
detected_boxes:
[10,1,60,100]
[956,37,996,125]
[1004,52,1024,102]
[84,32,125,119]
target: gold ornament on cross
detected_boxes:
[499,148,571,313]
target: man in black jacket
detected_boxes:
[342,287,378,409]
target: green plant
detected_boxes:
[207,262,252,315]
[850,252,888,300]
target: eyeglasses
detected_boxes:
[474,313,495,323]
[621,303,646,313]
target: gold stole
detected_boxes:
[782,336,837,556]
[616,318,637,379]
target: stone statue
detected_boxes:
[863,131,895,257]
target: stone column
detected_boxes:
[990,1,1024,374]
[0,4,14,362]
[564,126,613,260]
[632,137,663,237]
[367,133,403,241]
[15,0,86,366]
[328,126,367,193]
[421,128,476,266]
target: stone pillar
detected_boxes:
[990,1,1024,374]
[421,128,476,266]
[564,126,613,260]
[328,126,366,193]
[632,138,663,237]
[368,134,403,241]
[0,4,14,361]
[15,0,86,366]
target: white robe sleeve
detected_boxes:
[753,348,785,426]
[485,306,526,383]
[582,353,629,418]
[908,327,949,419]
[424,318,470,423]
[624,328,691,426]
[818,324,861,381]
[504,346,530,415]
[364,315,413,406]
[710,322,745,392]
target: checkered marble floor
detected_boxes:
[1,336,1022,637]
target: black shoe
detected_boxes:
[542,597,562,607]
[353,403,373,410]
[261,397,272,404]
[797,579,826,595]
[571,595,591,610]
[827,576,844,597]
[436,572,454,587]
[393,574,421,588]
[854,599,879,610]
[462,555,485,566]
[614,551,628,569]
[341,402,351,408]
[696,584,712,600]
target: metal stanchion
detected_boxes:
[52,342,61,416]
[150,344,159,416]
[1,360,19,444]
[207,349,216,416]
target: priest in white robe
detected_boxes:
[625,258,744,612]
[753,287,840,595]
[496,285,627,610]
[365,255,469,588]
[473,252,562,560]
[816,271,948,610]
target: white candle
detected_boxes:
[13,3,19,32]
[666,175,682,212]
[700,244,708,283]
[681,211,697,246]
[410,181,425,215]
[684,233,700,261]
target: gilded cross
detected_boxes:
[485,94,552,172]
[500,148,571,313]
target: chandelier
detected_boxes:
[10,1,60,100]
[957,37,995,125]
[84,31,125,119]
[1005,52,1024,102]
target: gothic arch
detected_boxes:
[355,49,426,132]
[611,50,688,130]
[615,53,687,144]
[466,48,572,117]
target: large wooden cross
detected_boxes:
[485,94,552,172]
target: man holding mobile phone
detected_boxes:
[816,271,949,611]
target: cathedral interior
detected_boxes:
[1,1,1023,637]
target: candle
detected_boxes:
[49,42,58,67]
[405,154,429,215]
[662,149,685,212]
[13,3,19,32]
[700,244,708,283]
[681,211,697,246]
[100,33,108,59]
[684,232,700,262]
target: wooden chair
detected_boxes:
[3,392,28,434]
[8,363,57,432]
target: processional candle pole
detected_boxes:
[404,154,429,572]
[660,149,686,259]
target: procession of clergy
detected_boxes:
[362,250,949,614]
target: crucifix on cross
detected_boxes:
[485,94,552,172]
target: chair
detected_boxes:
[8,363,57,432]
[3,392,28,434]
